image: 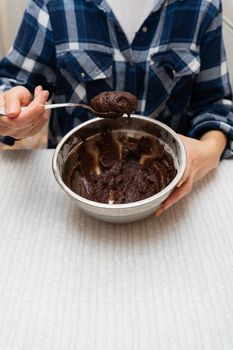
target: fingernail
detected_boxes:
[35,85,42,97]
[43,90,49,97]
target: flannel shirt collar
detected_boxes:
[85,0,173,16]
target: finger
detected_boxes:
[176,162,191,188]
[18,104,47,129]
[4,87,32,117]
[177,174,189,188]
[34,85,43,98]
[30,90,49,107]
[30,90,50,121]
[155,177,193,217]
[0,104,45,130]
[4,94,21,117]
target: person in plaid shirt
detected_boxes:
[0,0,232,215]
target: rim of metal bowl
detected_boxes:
[52,115,187,209]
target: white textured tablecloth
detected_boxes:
[0,150,233,350]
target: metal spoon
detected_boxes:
[0,102,123,119]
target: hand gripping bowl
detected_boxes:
[52,115,186,223]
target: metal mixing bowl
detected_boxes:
[52,115,186,223]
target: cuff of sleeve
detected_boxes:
[188,120,233,159]
[0,136,16,146]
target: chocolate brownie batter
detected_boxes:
[90,91,137,119]
[63,131,177,204]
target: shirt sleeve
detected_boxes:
[0,0,56,95]
[187,2,233,159]
[0,0,56,146]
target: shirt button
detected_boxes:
[142,26,148,33]
[80,72,85,79]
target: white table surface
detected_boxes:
[0,150,233,350]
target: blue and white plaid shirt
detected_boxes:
[0,0,233,154]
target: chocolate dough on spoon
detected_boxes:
[89,91,137,119]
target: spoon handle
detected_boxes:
[0,103,91,117]
[43,103,80,111]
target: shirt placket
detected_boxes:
[94,0,137,93]
[131,9,164,114]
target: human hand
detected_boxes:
[0,85,49,140]
[155,131,227,217]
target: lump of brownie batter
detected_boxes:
[63,131,177,204]
[90,91,137,118]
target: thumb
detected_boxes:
[4,86,32,118]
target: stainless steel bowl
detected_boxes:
[52,115,186,223]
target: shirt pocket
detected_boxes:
[57,49,114,99]
[147,49,200,116]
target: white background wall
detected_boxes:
[0,0,27,58]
